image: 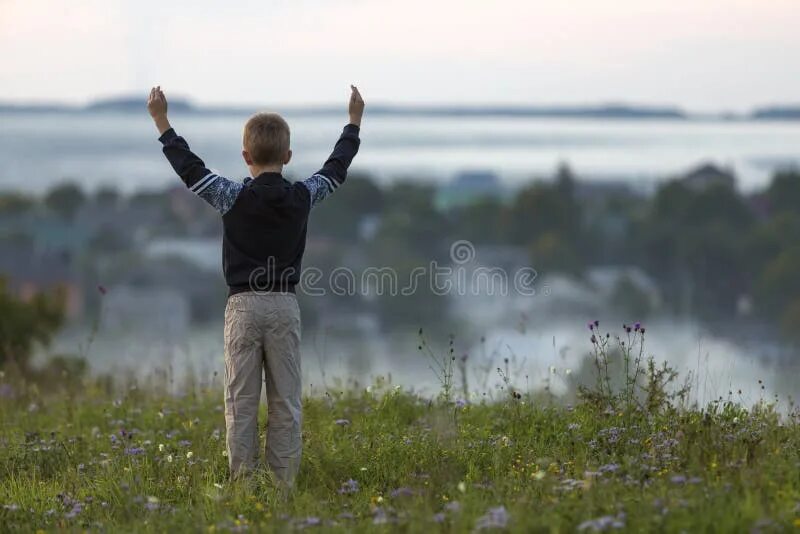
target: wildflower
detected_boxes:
[565,368,572,375]
[455,398,468,409]
[145,496,159,511]
[178,440,191,447]
[297,516,320,528]
[577,513,626,531]
[444,501,461,513]
[599,463,620,474]
[186,451,194,459]
[158,443,165,452]
[166,454,173,463]
[390,487,415,498]
[474,506,510,531]
[338,478,359,495]
[124,447,145,456]
[457,481,467,493]
[372,507,391,525]
[334,419,350,426]
[670,475,687,485]
[634,322,641,331]
[432,512,446,523]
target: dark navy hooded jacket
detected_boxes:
[158,123,360,296]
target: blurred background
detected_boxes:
[1,0,799,402]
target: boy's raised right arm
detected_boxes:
[147,86,242,215]
[301,85,364,208]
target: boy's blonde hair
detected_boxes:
[243,112,290,166]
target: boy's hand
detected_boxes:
[147,86,172,135]
[348,85,364,127]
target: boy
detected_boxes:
[146,85,364,486]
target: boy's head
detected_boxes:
[242,112,292,172]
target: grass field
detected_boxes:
[1,328,800,532]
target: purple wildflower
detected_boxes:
[372,507,393,525]
[455,398,468,409]
[670,475,687,485]
[432,512,446,523]
[124,447,145,456]
[599,463,620,474]
[444,501,461,513]
[334,419,350,426]
[338,479,359,495]
[178,440,191,447]
[298,516,321,528]
[474,506,510,530]
[577,513,626,531]
[390,487,416,498]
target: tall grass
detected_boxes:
[0,324,799,532]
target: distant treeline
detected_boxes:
[1,165,800,343]
[2,97,800,120]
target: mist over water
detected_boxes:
[3,112,800,192]
[49,294,800,408]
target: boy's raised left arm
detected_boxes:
[301,85,364,208]
[147,86,242,215]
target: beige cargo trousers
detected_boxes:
[223,292,302,486]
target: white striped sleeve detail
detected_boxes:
[191,172,218,193]
[318,174,337,191]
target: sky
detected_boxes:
[1,0,798,111]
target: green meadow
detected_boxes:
[1,327,799,532]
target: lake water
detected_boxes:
[2,111,800,193]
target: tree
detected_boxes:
[45,181,86,220]
[310,174,384,240]
[755,246,800,320]
[0,192,35,216]
[766,170,800,215]
[0,278,65,373]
